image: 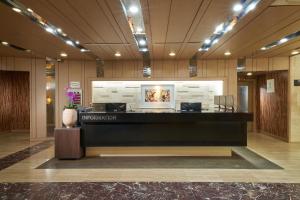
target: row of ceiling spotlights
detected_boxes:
[11,5,90,57]
[198,1,259,52]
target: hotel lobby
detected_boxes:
[1,0,300,199]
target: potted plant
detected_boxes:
[62,87,78,128]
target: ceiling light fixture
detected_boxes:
[12,7,21,13]
[214,23,224,34]
[1,41,9,46]
[224,51,231,56]
[1,0,97,60]
[291,50,299,55]
[247,72,253,76]
[80,49,88,52]
[60,52,68,57]
[141,48,148,52]
[45,27,55,34]
[136,27,143,33]
[115,52,121,57]
[233,3,243,12]
[204,39,211,44]
[66,40,74,46]
[139,39,146,46]
[261,47,267,50]
[279,38,288,44]
[245,2,258,13]
[212,39,219,45]
[129,5,139,14]
[169,52,176,57]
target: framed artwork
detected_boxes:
[267,79,275,93]
[140,85,175,108]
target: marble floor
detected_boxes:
[0,132,300,199]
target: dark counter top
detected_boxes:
[79,111,253,123]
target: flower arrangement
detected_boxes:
[65,87,77,109]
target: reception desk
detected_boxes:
[79,112,253,147]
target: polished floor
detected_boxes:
[1,131,300,199]
[0,131,300,182]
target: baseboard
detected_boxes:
[30,137,54,142]
[257,131,288,142]
[86,147,232,157]
[10,129,30,133]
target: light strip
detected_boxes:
[120,0,149,53]
[1,40,32,53]
[260,30,300,51]
[198,0,261,52]
[0,0,96,59]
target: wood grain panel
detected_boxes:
[256,71,288,141]
[0,71,30,132]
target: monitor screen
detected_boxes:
[180,102,202,112]
[105,103,126,112]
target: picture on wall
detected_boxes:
[140,85,175,108]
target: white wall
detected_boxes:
[92,80,223,111]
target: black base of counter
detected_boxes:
[80,112,253,147]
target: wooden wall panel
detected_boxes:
[256,71,288,141]
[0,71,13,132]
[245,57,289,72]
[289,55,300,142]
[0,71,30,132]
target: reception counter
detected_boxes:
[79,111,253,147]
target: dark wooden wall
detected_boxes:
[0,71,30,132]
[256,71,288,141]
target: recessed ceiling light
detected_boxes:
[224,51,231,56]
[27,8,33,13]
[224,24,234,33]
[212,39,219,45]
[246,2,257,13]
[39,20,45,25]
[45,27,54,34]
[57,28,62,33]
[141,48,148,52]
[261,47,267,50]
[291,50,299,55]
[279,38,288,44]
[214,23,224,34]
[247,72,253,76]
[12,7,21,13]
[136,27,143,33]
[139,39,146,46]
[169,52,176,56]
[62,33,67,37]
[60,52,68,57]
[80,49,88,52]
[75,40,80,45]
[204,38,211,44]
[129,5,139,14]
[66,40,74,46]
[115,52,121,57]
[1,41,9,46]
[233,3,243,12]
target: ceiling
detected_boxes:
[0,0,300,60]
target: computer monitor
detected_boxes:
[180,102,202,112]
[105,103,126,112]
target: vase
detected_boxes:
[62,109,77,128]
